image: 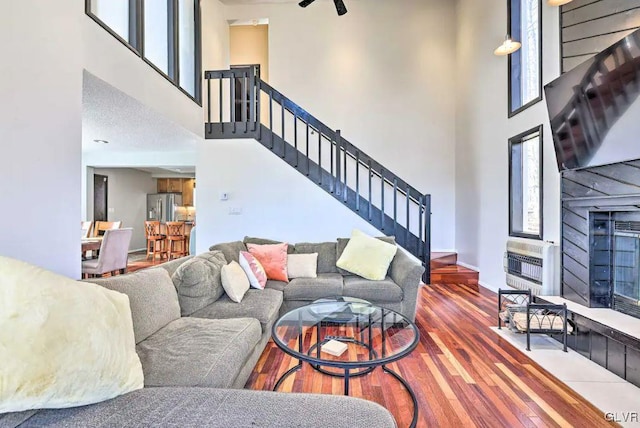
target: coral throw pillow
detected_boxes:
[239,251,268,289]
[336,229,398,280]
[247,243,289,283]
[0,256,143,413]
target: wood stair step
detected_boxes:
[430,264,479,290]
[430,252,457,270]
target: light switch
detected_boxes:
[220,192,229,201]
[108,207,115,213]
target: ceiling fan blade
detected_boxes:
[298,0,316,8]
[334,0,347,15]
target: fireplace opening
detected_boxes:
[590,212,640,319]
[613,221,640,314]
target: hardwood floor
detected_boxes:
[246,283,617,428]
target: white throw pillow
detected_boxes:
[0,257,144,413]
[238,251,267,289]
[336,229,398,280]
[287,253,318,279]
[221,261,250,302]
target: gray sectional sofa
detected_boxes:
[210,236,425,322]
[2,236,423,427]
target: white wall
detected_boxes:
[90,168,157,251]
[455,1,562,290]
[207,0,457,251]
[201,0,231,123]
[196,139,383,252]
[83,10,203,137]
[0,0,83,278]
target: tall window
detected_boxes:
[509,126,543,239]
[178,0,196,96]
[143,1,169,75]
[508,0,542,116]
[86,0,201,103]
[90,0,131,42]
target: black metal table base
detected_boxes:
[382,365,418,428]
[272,361,418,428]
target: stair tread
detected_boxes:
[430,252,457,260]
[431,265,478,274]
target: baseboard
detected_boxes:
[431,248,457,253]
[479,280,501,293]
[456,260,480,272]
[128,248,145,253]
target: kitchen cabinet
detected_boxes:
[157,178,168,193]
[182,179,195,206]
[157,178,196,206]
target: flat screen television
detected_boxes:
[545,28,640,171]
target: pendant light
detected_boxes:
[547,0,573,6]
[494,35,522,56]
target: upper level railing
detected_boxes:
[204,66,431,279]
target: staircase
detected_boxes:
[203,66,432,282]
[430,253,479,290]
[550,30,640,169]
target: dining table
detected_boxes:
[81,238,102,259]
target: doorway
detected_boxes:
[229,22,269,125]
[94,174,108,221]
[231,64,260,121]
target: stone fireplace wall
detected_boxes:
[561,160,640,307]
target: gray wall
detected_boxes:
[91,168,157,251]
[561,0,640,72]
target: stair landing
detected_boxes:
[430,252,479,290]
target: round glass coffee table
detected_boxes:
[271,297,419,427]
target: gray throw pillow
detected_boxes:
[172,251,227,316]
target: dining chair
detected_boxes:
[144,220,166,262]
[81,221,93,239]
[93,221,122,237]
[165,222,187,260]
[82,228,133,278]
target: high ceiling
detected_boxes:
[82,71,200,156]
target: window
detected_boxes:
[178,0,197,96]
[90,0,131,42]
[508,0,542,117]
[509,125,543,239]
[86,0,201,104]
[143,1,170,75]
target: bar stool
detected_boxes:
[144,221,166,262]
[166,221,187,260]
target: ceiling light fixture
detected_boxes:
[494,34,522,56]
[547,0,573,6]
[93,139,109,144]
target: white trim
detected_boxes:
[456,260,480,272]
[479,280,502,293]
[431,248,457,253]
[128,248,145,253]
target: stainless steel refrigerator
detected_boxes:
[147,193,182,222]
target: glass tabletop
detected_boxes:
[271,298,419,369]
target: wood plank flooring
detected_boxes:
[430,265,479,290]
[246,283,617,428]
